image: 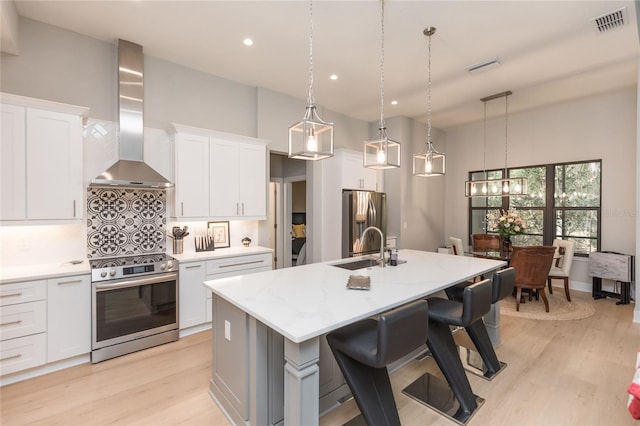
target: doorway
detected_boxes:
[269,153,307,269]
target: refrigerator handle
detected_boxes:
[368,199,377,227]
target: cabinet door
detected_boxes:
[175,133,210,218]
[238,143,267,218]
[26,108,82,220]
[47,275,91,362]
[1,104,26,220]
[340,150,378,191]
[179,262,207,329]
[210,139,240,217]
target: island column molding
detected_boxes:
[284,337,320,426]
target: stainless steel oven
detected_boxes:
[90,254,179,363]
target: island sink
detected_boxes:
[332,258,380,270]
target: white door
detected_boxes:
[175,133,210,218]
[238,142,266,218]
[1,104,26,220]
[210,139,240,217]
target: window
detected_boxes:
[468,160,601,256]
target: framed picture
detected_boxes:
[208,221,230,248]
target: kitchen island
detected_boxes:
[203,249,506,426]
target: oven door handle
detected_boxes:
[94,273,178,292]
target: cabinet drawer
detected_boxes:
[0,333,46,376]
[0,280,46,306]
[206,253,272,275]
[0,300,47,341]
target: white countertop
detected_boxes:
[203,249,506,343]
[0,246,272,284]
[171,245,272,263]
[0,260,91,284]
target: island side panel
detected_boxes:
[210,294,250,424]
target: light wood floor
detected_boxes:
[1,290,638,426]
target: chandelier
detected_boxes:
[363,0,400,169]
[288,0,334,160]
[464,91,528,197]
[413,27,445,177]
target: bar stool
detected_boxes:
[403,279,492,425]
[445,267,515,379]
[327,300,429,426]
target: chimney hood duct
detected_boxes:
[91,39,173,188]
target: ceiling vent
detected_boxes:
[466,56,501,74]
[591,7,628,33]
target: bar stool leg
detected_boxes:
[464,321,505,378]
[330,347,401,426]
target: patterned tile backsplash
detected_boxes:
[87,187,166,258]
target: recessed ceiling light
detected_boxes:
[391,100,398,105]
[329,74,338,81]
[243,38,254,46]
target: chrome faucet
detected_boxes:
[361,226,385,267]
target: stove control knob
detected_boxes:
[109,269,116,277]
[100,271,107,278]
[167,261,174,269]
[160,262,167,271]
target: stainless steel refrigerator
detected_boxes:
[342,190,387,258]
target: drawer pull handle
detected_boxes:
[219,260,264,269]
[0,320,23,327]
[185,265,202,270]
[57,280,82,286]
[0,293,23,299]
[0,354,22,362]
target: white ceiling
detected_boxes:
[8,0,640,129]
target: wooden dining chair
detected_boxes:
[509,246,556,312]
[547,239,576,302]
[472,234,501,251]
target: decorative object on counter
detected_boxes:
[464,91,528,197]
[241,237,252,247]
[194,226,215,252]
[168,226,189,254]
[486,208,527,252]
[413,27,445,177]
[208,221,230,249]
[363,0,400,170]
[288,0,334,161]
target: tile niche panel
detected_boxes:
[87,187,166,258]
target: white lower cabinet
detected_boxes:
[47,275,91,362]
[179,261,208,329]
[1,274,91,379]
[0,279,47,376]
[179,252,272,332]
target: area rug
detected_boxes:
[499,292,595,320]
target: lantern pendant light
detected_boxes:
[288,0,334,160]
[464,91,528,197]
[364,0,400,169]
[413,27,445,177]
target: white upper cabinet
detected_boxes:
[1,94,87,222]
[172,124,268,220]
[210,138,267,219]
[26,108,83,220]
[327,149,382,192]
[174,132,210,218]
[1,104,26,220]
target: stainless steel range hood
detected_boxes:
[91,39,173,188]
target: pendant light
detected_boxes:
[363,0,400,169]
[464,91,528,197]
[413,27,445,177]
[288,0,334,161]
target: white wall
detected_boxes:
[445,88,637,293]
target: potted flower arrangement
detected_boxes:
[486,208,527,251]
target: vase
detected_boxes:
[502,236,512,252]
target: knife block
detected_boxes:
[195,238,215,252]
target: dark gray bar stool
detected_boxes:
[403,279,492,425]
[445,267,515,379]
[327,300,429,426]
